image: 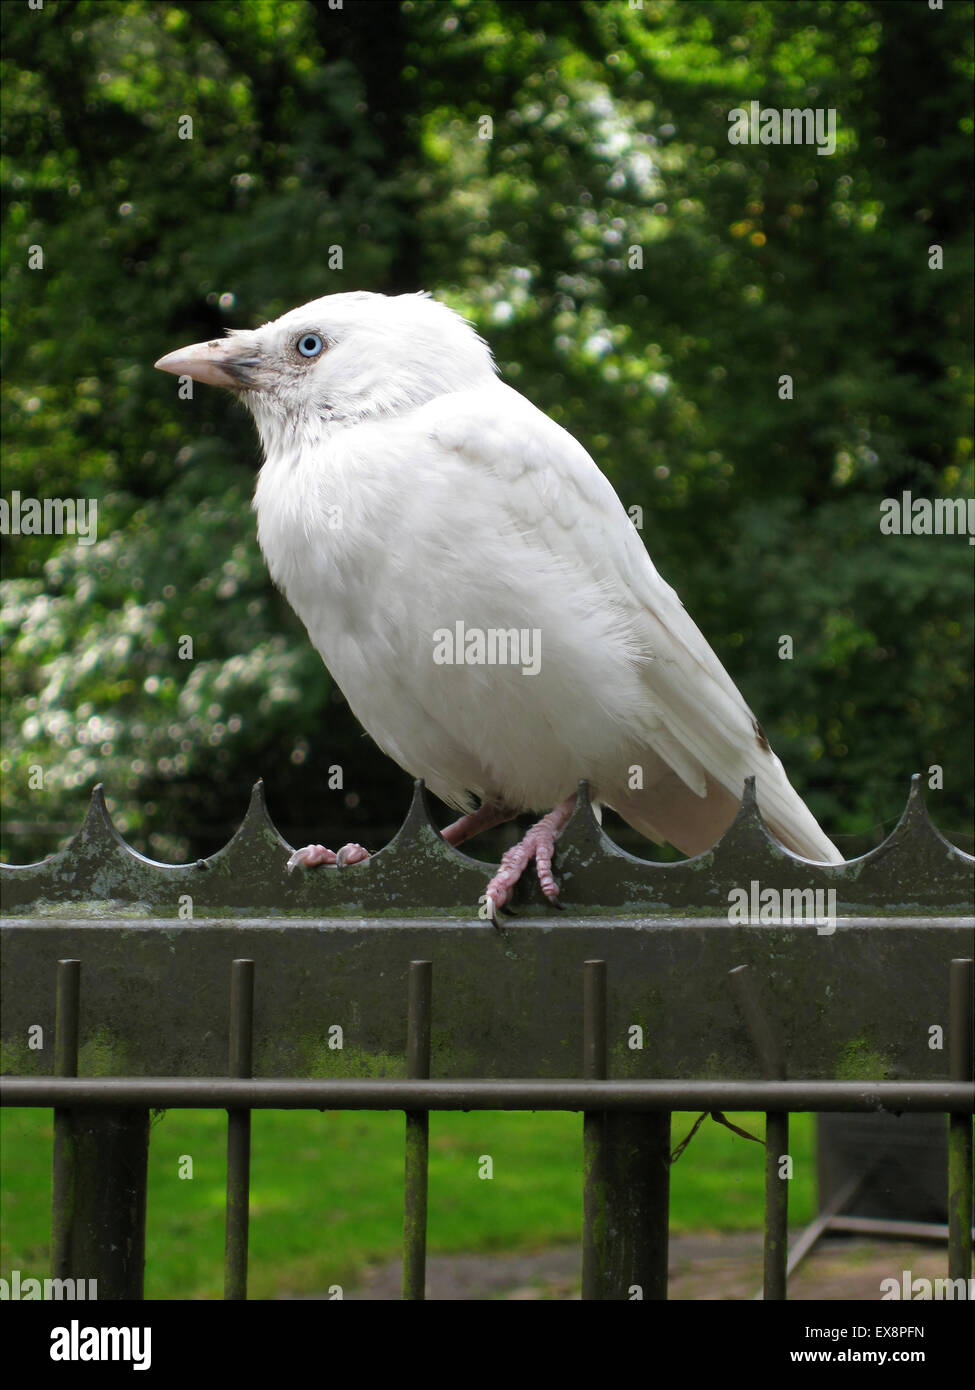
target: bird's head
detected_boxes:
[155,290,498,457]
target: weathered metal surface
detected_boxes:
[763,1112,789,1301]
[730,964,788,1301]
[817,956,974,1238]
[586,1112,671,1300]
[1,775,972,917]
[4,1078,971,1110]
[50,1102,149,1300]
[224,959,254,1301]
[51,959,80,1285]
[818,1113,952,1219]
[402,961,431,1301]
[4,777,969,1309]
[582,960,608,1301]
[49,959,150,1300]
[582,959,670,1301]
[2,918,970,1080]
[948,958,973,1284]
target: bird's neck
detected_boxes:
[248,397,352,468]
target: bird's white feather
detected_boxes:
[244,293,840,863]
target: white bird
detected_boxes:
[156,290,842,918]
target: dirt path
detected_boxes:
[343,1234,955,1300]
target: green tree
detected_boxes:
[2,0,971,865]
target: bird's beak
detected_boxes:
[154,338,258,390]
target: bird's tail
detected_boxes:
[612,766,843,865]
[760,786,844,864]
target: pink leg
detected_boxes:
[483,792,577,921]
[286,841,370,872]
[441,802,518,848]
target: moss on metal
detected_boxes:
[2,774,972,918]
[834,1038,895,1081]
[1,775,971,1087]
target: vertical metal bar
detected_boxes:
[763,1111,790,1300]
[947,958,973,1286]
[50,958,149,1299]
[600,1111,672,1301]
[63,1108,150,1299]
[51,959,80,1279]
[730,963,788,1301]
[402,960,432,1301]
[582,959,607,1301]
[224,959,254,1300]
[582,959,670,1300]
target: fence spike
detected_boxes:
[2,771,972,916]
[384,778,445,854]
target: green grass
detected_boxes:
[1,1107,815,1298]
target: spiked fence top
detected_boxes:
[1,775,971,918]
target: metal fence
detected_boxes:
[2,775,973,1300]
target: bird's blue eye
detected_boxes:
[297,333,324,358]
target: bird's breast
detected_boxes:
[250,421,652,810]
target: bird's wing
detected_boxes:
[428,381,840,862]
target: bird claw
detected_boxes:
[287,844,337,871]
[481,811,567,917]
[286,842,369,873]
[336,842,370,867]
[481,892,508,929]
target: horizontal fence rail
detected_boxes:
[5,1077,973,1110]
[1,955,971,1302]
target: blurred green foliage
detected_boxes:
[1,0,972,865]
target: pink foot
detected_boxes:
[286,842,370,872]
[483,794,576,922]
[441,801,518,848]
